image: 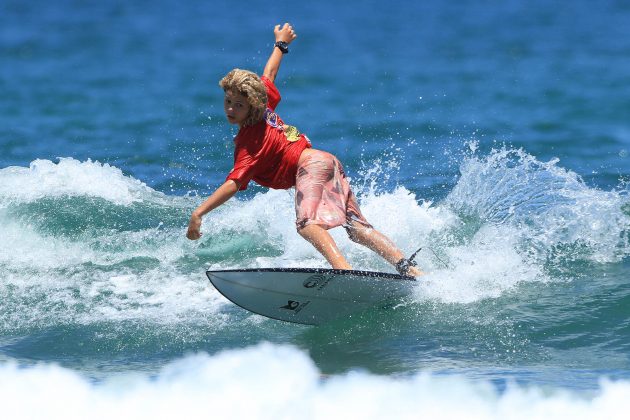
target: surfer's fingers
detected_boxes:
[186,228,202,240]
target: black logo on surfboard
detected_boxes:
[280,300,310,314]
[303,274,333,290]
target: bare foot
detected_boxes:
[408,266,424,277]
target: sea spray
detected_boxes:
[1,152,630,383]
[444,147,630,264]
[1,343,630,420]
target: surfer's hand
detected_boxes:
[274,23,297,44]
[186,214,202,240]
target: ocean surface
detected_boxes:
[2,0,630,418]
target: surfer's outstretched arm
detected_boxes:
[186,180,240,240]
[262,23,297,83]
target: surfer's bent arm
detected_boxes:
[186,180,240,240]
[263,23,297,83]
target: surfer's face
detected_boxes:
[224,89,251,127]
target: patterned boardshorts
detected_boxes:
[295,150,372,231]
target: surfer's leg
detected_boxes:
[346,221,423,276]
[345,222,402,264]
[298,224,352,270]
[295,150,352,269]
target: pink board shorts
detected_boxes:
[295,150,372,231]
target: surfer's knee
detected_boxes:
[297,223,326,242]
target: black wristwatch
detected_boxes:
[274,41,289,54]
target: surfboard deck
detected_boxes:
[206,268,417,325]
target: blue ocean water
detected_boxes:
[2,0,630,417]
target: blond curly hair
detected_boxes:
[219,69,268,127]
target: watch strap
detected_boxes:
[274,41,289,54]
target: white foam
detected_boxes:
[0,343,629,420]
[0,218,94,268]
[416,224,544,304]
[0,159,231,331]
[206,184,545,305]
[446,147,630,264]
[0,213,195,270]
[198,184,533,306]
[1,152,627,325]
[358,187,456,251]
[0,220,236,331]
[205,186,454,271]
[395,146,630,303]
[0,158,157,206]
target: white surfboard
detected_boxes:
[206,268,417,325]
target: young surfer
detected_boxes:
[186,23,423,277]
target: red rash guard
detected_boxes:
[226,76,312,191]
